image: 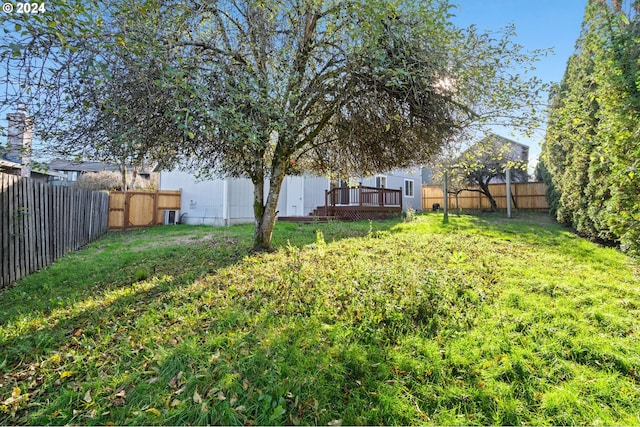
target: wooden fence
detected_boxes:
[108,190,181,229]
[422,182,549,211]
[1,172,109,289]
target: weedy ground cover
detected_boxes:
[1,213,639,425]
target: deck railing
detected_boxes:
[325,184,402,211]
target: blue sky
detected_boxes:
[450,0,587,170]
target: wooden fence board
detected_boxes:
[1,174,11,284]
[8,175,14,284]
[1,174,6,284]
[18,178,26,279]
[0,172,109,290]
[422,181,549,211]
[35,181,45,270]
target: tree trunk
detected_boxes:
[120,162,128,192]
[510,192,518,210]
[252,160,287,252]
[129,165,138,190]
[479,183,498,212]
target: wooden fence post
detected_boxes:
[443,171,449,223]
[506,168,512,219]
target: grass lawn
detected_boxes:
[1,212,639,425]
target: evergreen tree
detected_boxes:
[596,1,640,254]
[542,0,639,255]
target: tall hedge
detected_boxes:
[541,0,640,255]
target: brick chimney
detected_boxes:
[5,104,33,178]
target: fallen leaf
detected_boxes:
[328,419,342,426]
[146,407,162,416]
[59,371,75,379]
[2,387,25,406]
[168,371,183,389]
[48,354,62,366]
[83,390,92,403]
[73,328,84,337]
[193,390,202,404]
[200,401,208,414]
[217,391,226,401]
[111,387,127,407]
[170,399,182,408]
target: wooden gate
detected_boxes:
[108,190,181,229]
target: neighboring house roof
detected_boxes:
[0,158,19,170]
[48,159,120,173]
[49,159,154,175]
[484,134,529,152]
[0,158,66,178]
[467,133,529,163]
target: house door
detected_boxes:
[285,176,304,216]
[339,179,351,204]
[330,178,350,205]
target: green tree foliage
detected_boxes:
[596,2,640,255]
[535,159,561,217]
[1,0,547,250]
[541,0,639,255]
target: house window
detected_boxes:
[404,179,414,197]
[375,175,387,188]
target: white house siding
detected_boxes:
[159,170,230,226]
[227,179,256,225]
[160,170,311,225]
[303,176,330,215]
[160,168,419,226]
[361,168,422,211]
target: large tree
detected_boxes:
[1,0,547,250]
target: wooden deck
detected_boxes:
[279,185,403,222]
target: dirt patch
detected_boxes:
[126,234,239,251]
